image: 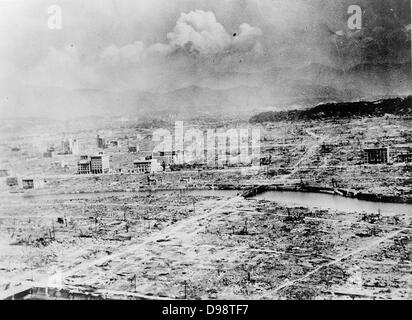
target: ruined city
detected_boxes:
[0,0,410,302]
[1,94,411,300]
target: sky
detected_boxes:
[0,0,410,118]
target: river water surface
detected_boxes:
[2,189,411,215]
[254,191,411,215]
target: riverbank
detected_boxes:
[1,180,410,207]
[241,184,412,205]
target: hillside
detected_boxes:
[249,96,412,123]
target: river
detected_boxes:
[254,191,411,215]
[2,189,411,215]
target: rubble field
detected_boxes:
[0,114,411,300]
[1,190,410,300]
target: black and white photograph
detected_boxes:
[0,0,411,306]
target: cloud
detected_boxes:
[167,10,230,55]
[166,10,262,56]
[98,10,262,69]
[61,10,264,90]
[232,23,262,53]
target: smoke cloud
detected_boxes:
[0,0,409,119]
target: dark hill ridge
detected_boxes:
[249,96,412,123]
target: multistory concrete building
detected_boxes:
[363,147,389,164]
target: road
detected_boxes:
[271,228,409,295]
[279,128,326,180]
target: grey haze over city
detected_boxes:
[0,0,410,119]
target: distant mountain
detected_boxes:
[0,81,366,120]
[348,61,411,76]
[249,96,412,123]
[1,60,409,119]
[299,62,344,79]
[133,85,264,117]
[129,82,367,119]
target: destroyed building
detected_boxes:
[60,140,71,155]
[108,140,119,147]
[58,139,79,155]
[21,179,34,189]
[391,145,412,163]
[77,154,110,174]
[91,155,109,174]
[6,177,18,187]
[397,153,412,163]
[77,156,91,174]
[152,150,177,166]
[18,178,44,189]
[44,145,55,158]
[133,158,162,174]
[363,147,389,164]
[69,139,80,155]
[97,135,106,149]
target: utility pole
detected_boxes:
[123,203,127,221]
[52,219,55,240]
[183,280,187,299]
[131,274,137,292]
[192,197,196,214]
